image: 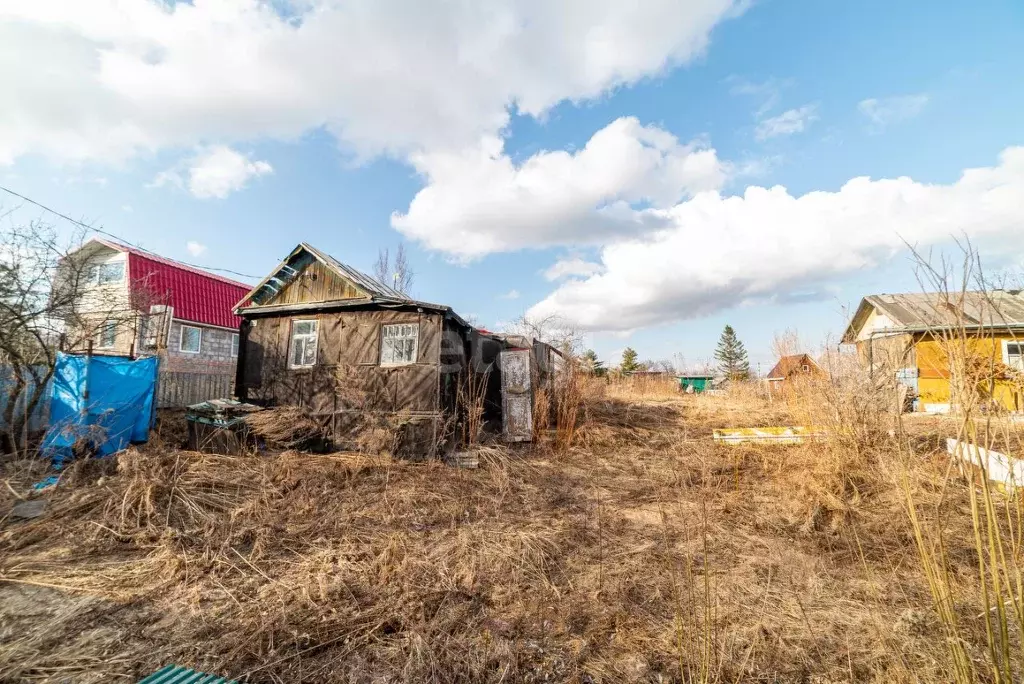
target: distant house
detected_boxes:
[62,237,250,379]
[233,243,560,451]
[841,291,1024,413]
[765,353,824,394]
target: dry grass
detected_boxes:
[0,375,1019,683]
[244,406,329,450]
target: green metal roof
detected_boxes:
[138,665,236,684]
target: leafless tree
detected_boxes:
[0,215,143,456]
[504,313,584,357]
[373,243,415,295]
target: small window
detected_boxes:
[380,323,418,366]
[801,364,810,373]
[96,320,117,349]
[231,333,240,357]
[289,320,318,368]
[96,262,124,285]
[180,325,202,353]
[1007,342,1024,371]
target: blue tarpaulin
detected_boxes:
[42,353,159,468]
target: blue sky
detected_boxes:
[2,0,1023,371]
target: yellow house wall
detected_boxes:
[913,335,1023,412]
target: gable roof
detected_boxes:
[766,354,821,380]
[841,290,1024,343]
[83,237,251,329]
[235,243,470,328]
[302,243,407,300]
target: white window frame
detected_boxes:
[289,319,319,368]
[179,324,203,354]
[96,320,117,349]
[1003,339,1024,372]
[380,323,419,367]
[93,261,125,286]
[231,332,240,357]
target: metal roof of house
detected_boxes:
[234,243,471,329]
[302,243,408,300]
[87,237,251,330]
[842,290,1024,343]
[766,353,821,380]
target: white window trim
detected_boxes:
[379,322,419,367]
[92,260,126,286]
[95,320,117,349]
[1003,339,1024,370]
[289,319,319,369]
[179,324,203,354]
[231,332,240,357]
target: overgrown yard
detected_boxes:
[0,383,1017,682]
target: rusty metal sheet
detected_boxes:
[500,349,533,442]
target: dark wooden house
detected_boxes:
[233,243,559,452]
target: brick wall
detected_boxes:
[163,320,238,374]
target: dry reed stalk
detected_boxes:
[555,358,582,451]
[244,407,328,449]
[897,242,1024,683]
[456,371,489,447]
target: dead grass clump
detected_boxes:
[554,358,582,451]
[244,406,329,449]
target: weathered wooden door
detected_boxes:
[500,349,533,442]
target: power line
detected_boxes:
[0,184,259,281]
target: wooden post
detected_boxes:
[83,340,93,417]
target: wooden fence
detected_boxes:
[157,371,234,408]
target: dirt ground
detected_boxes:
[0,388,1014,683]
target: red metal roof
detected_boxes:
[118,245,250,330]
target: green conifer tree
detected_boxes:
[715,325,750,380]
[620,347,641,373]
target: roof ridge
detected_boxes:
[91,237,251,289]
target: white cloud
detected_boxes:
[526,147,1024,331]
[392,117,728,260]
[499,289,521,300]
[0,0,743,165]
[754,104,818,141]
[858,94,929,131]
[121,204,133,213]
[544,257,604,281]
[186,240,207,257]
[185,146,272,199]
[151,145,272,198]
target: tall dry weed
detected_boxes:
[899,243,1024,683]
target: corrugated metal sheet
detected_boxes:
[86,237,251,330]
[129,251,250,330]
[137,664,235,683]
[867,291,1024,330]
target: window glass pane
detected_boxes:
[231,334,239,357]
[303,337,317,365]
[98,321,116,348]
[291,338,305,366]
[380,324,418,364]
[181,326,201,352]
[98,262,124,284]
[294,321,313,335]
